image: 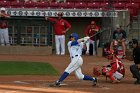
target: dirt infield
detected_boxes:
[0,54,139,93]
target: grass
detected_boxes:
[0,61,58,75]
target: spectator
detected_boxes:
[0,7,10,46]
[110,24,126,59]
[85,20,100,55]
[48,0,52,4]
[129,39,140,84]
[45,12,71,55]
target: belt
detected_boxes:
[71,55,78,58]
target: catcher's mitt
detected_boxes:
[102,65,111,76]
[93,66,101,77]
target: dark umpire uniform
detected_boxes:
[130,39,140,84]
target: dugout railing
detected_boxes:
[8,17,54,47]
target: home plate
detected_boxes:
[60,83,68,86]
[102,87,110,90]
[13,81,30,84]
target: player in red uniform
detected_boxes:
[102,49,125,83]
[0,7,10,46]
[85,20,100,55]
[45,12,71,55]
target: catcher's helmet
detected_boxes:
[69,33,79,41]
[107,49,118,60]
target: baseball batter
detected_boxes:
[0,7,10,46]
[54,33,97,87]
[45,12,71,55]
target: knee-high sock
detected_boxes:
[58,72,69,82]
[83,75,95,81]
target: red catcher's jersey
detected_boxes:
[109,58,125,76]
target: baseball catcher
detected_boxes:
[101,49,125,83]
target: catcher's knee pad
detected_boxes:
[113,71,123,80]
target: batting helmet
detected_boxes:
[69,33,79,41]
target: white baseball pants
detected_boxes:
[86,39,99,55]
[55,35,65,55]
[65,56,84,80]
[0,28,10,46]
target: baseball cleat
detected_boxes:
[48,83,57,87]
[48,81,61,87]
[134,80,140,84]
[93,78,97,86]
[112,80,120,84]
[55,80,61,87]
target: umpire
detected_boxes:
[130,39,140,84]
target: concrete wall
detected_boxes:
[0,46,52,55]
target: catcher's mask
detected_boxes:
[107,49,118,60]
[102,65,111,76]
